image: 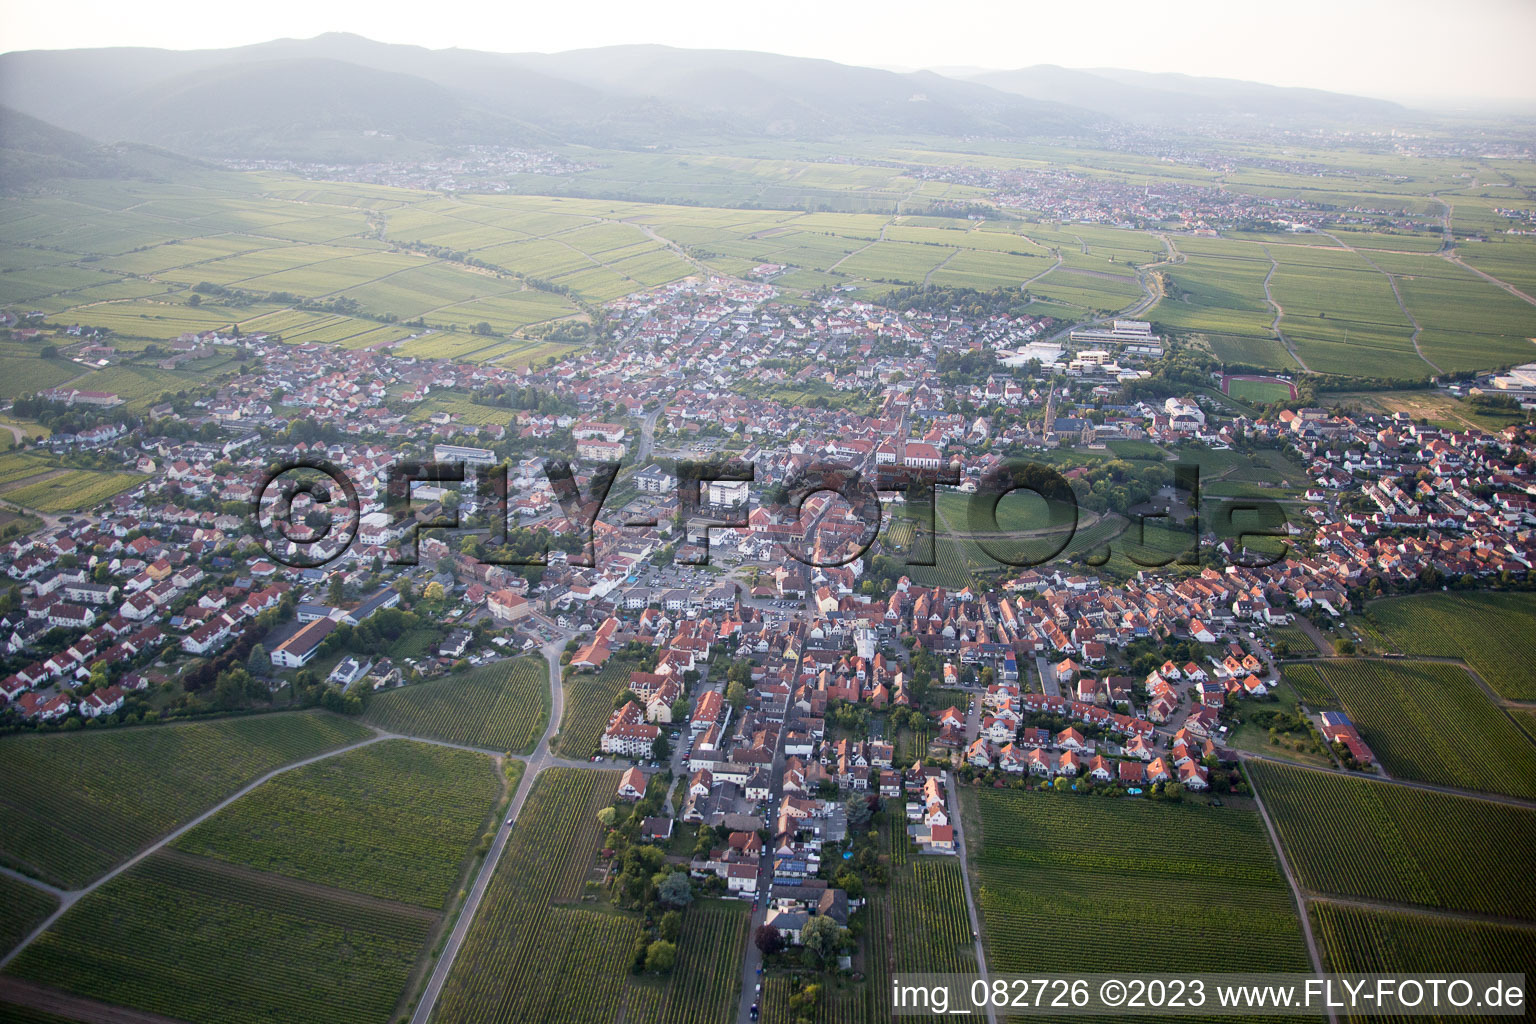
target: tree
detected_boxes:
[659,910,682,943]
[755,924,784,956]
[670,698,691,722]
[652,733,671,760]
[726,680,748,714]
[845,794,872,828]
[656,871,693,909]
[328,574,346,607]
[423,581,446,602]
[614,688,643,710]
[246,643,269,677]
[597,806,618,827]
[645,939,676,973]
[800,914,847,967]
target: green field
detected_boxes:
[1297,659,1536,799]
[557,657,644,757]
[434,767,751,1024]
[171,739,500,909]
[968,788,1313,985]
[0,468,144,512]
[1278,663,1342,708]
[4,844,435,1024]
[1226,377,1294,403]
[1247,760,1536,919]
[0,711,373,888]
[5,171,1533,377]
[3,738,501,1024]
[1312,903,1536,1023]
[1365,593,1536,700]
[362,656,549,754]
[890,826,975,978]
[0,875,56,958]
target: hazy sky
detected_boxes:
[3,0,1535,104]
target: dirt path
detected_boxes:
[153,847,439,923]
[922,248,958,288]
[1244,758,1339,1024]
[1261,246,1311,373]
[1321,231,1441,374]
[0,731,391,971]
[0,979,193,1023]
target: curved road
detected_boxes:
[1261,246,1311,373]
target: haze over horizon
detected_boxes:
[2,0,1535,108]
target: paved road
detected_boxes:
[1244,758,1338,1024]
[1241,747,1536,810]
[0,731,391,970]
[410,633,575,1024]
[636,403,664,464]
[947,782,997,1024]
[733,684,784,1024]
[1034,654,1060,697]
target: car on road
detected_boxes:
[506,818,513,826]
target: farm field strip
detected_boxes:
[1246,759,1536,920]
[1301,659,1536,799]
[968,788,1314,984]
[434,767,757,1024]
[1365,593,1536,701]
[1311,902,1536,1024]
[169,739,501,909]
[0,711,375,890]
[557,659,642,757]
[362,656,549,755]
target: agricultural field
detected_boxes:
[1156,247,1276,340]
[361,656,550,755]
[0,451,51,486]
[3,846,436,1024]
[1301,659,1536,799]
[557,658,643,757]
[0,875,56,958]
[889,833,975,977]
[171,739,500,909]
[0,353,80,401]
[1246,760,1536,919]
[1312,903,1536,1023]
[967,788,1313,980]
[1324,388,1529,433]
[0,468,143,512]
[1277,663,1341,708]
[434,767,751,1024]
[7,175,1533,379]
[0,711,373,888]
[1365,592,1536,700]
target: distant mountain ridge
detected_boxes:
[0,33,1415,162]
[962,64,1407,124]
